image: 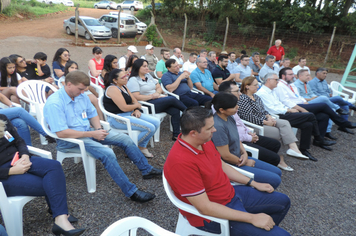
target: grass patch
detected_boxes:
[72,0,96,8]
[2,0,70,17]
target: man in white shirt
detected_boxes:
[118,45,138,70]
[275,68,356,150]
[292,57,310,76]
[182,52,197,73]
[258,55,279,81]
[256,72,324,161]
[170,48,184,72]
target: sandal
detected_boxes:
[140,148,153,158]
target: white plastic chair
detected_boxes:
[243,143,259,160]
[330,81,356,116]
[241,119,264,136]
[100,216,178,236]
[163,165,254,236]
[40,116,110,193]
[0,146,52,236]
[16,80,58,145]
[89,71,105,88]
[98,96,142,146]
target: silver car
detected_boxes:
[94,0,118,9]
[98,14,137,38]
[117,0,143,11]
[63,16,112,40]
[109,12,147,34]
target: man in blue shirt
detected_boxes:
[259,55,279,81]
[232,54,253,82]
[190,57,218,97]
[44,71,162,203]
[161,59,212,108]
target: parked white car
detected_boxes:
[37,0,73,6]
[117,1,143,11]
[109,12,146,34]
[63,16,112,40]
[98,14,137,38]
[94,0,118,9]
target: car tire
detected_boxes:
[112,29,118,38]
[66,27,72,35]
[106,6,110,9]
[130,6,135,11]
[85,32,91,40]
[94,5,98,9]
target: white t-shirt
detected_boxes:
[118,56,128,70]
[170,55,184,72]
[292,65,310,76]
[182,60,197,73]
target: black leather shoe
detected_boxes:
[349,105,356,111]
[52,223,85,236]
[325,132,337,140]
[301,150,318,162]
[172,136,178,141]
[338,127,355,134]
[143,167,163,179]
[45,135,56,143]
[345,122,356,129]
[336,108,349,115]
[313,139,336,147]
[130,189,156,203]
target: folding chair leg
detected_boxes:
[40,134,48,145]
[81,155,97,193]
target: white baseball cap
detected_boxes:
[127,45,138,53]
[145,44,154,50]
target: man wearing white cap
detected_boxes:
[118,45,138,70]
[141,44,159,78]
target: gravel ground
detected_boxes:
[1,37,356,235]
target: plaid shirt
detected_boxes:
[237,94,269,126]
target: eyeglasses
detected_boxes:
[119,73,129,79]
[231,90,240,93]
[62,54,70,57]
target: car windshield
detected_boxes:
[83,19,102,26]
[128,16,139,23]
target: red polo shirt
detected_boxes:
[267,45,285,61]
[164,134,235,227]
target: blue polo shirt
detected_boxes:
[44,87,97,133]
[190,68,215,92]
[293,79,317,99]
[161,71,191,96]
[232,64,252,79]
[308,77,331,97]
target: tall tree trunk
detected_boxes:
[342,0,355,17]
[317,0,323,11]
[285,0,291,7]
[151,0,155,17]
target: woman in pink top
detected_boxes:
[88,46,104,79]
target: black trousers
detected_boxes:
[243,135,281,166]
[279,112,317,150]
[299,103,350,137]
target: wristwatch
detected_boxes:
[246,178,253,186]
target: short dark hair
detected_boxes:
[299,57,306,62]
[240,54,249,60]
[241,50,247,54]
[265,55,275,62]
[200,49,207,53]
[160,49,169,54]
[180,107,213,135]
[282,58,290,62]
[92,46,102,54]
[65,70,90,86]
[218,55,228,62]
[219,81,236,92]
[165,59,176,68]
[64,60,78,75]
[252,52,260,57]
[34,52,47,61]
[211,92,238,114]
[189,52,198,57]
[316,67,328,75]
[228,52,236,57]
[279,67,292,79]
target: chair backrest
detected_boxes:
[88,71,105,88]
[100,216,178,236]
[0,182,11,227]
[17,80,58,105]
[160,83,180,99]
[58,77,65,89]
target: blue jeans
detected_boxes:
[238,157,282,189]
[197,185,291,236]
[0,225,7,236]
[0,156,68,218]
[56,130,153,197]
[147,96,186,137]
[326,96,351,133]
[0,107,47,146]
[108,112,160,148]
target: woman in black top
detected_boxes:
[0,114,84,236]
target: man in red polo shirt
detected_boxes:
[164,107,291,236]
[267,39,285,65]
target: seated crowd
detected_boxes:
[1,42,356,236]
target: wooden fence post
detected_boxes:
[117,10,121,44]
[75,5,79,46]
[222,17,229,51]
[182,13,188,51]
[269,21,276,48]
[323,26,337,67]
